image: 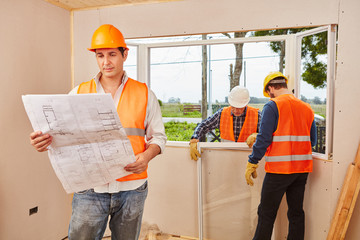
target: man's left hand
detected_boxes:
[124,152,150,174]
[246,133,258,148]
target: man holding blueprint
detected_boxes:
[28,24,166,240]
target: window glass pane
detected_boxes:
[300,32,327,154]
[124,45,137,79]
[207,42,282,113]
[151,46,202,103]
[149,40,283,141]
[150,46,202,141]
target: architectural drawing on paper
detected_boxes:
[98,110,120,131]
[42,104,72,136]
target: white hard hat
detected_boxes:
[228,86,250,108]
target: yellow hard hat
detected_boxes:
[263,71,288,97]
[88,24,128,52]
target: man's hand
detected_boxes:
[30,131,53,152]
[245,162,258,186]
[124,144,160,174]
[189,139,201,161]
[246,133,258,148]
[124,152,150,174]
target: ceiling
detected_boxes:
[44,0,178,11]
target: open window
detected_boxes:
[293,25,337,159]
[127,25,336,158]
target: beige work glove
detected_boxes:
[189,139,201,161]
[246,133,258,148]
[245,162,258,186]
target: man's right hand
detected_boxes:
[30,131,53,152]
[189,139,201,161]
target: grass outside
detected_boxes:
[162,103,326,141]
[161,103,326,118]
[164,121,198,141]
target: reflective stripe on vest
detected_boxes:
[265,94,314,174]
[77,78,148,182]
[265,154,313,162]
[220,106,259,142]
[273,135,310,142]
[124,128,145,136]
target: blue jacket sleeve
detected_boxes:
[191,108,222,139]
[248,101,278,164]
[310,120,317,147]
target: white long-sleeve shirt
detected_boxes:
[69,72,167,192]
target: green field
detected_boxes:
[161,103,326,118]
[164,121,198,141]
[162,103,327,142]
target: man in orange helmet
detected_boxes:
[29,24,166,239]
[245,72,317,240]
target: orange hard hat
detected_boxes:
[88,24,128,52]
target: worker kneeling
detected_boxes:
[189,86,261,160]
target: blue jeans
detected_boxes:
[68,181,148,240]
[253,173,308,240]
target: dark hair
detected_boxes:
[94,47,126,57]
[118,47,126,57]
[265,77,288,92]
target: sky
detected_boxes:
[124,34,327,104]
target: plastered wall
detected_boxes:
[0,0,72,239]
[332,1,360,239]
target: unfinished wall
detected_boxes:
[0,0,72,239]
[332,0,360,239]
[70,0,360,239]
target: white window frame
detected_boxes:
[292,25,337,160]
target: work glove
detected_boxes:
[189,139,201,161]
[245,162,258,186]
[246,133,258,148]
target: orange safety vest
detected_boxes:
[219,106,259,142]
[77,78,148,182]
[265,94,314,174]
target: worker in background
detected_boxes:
[245,72,317,240]
[189,86,261,160]
[29,24,167,240]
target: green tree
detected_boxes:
[252,28,327,89]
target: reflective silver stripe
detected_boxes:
[124,128,145,136]
[221,139,234,142]
[265,154,313,162]
[272,135,310,142]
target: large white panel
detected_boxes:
[200,148,264,239]
[144,146,199,236]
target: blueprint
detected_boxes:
[22,93,136,193]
